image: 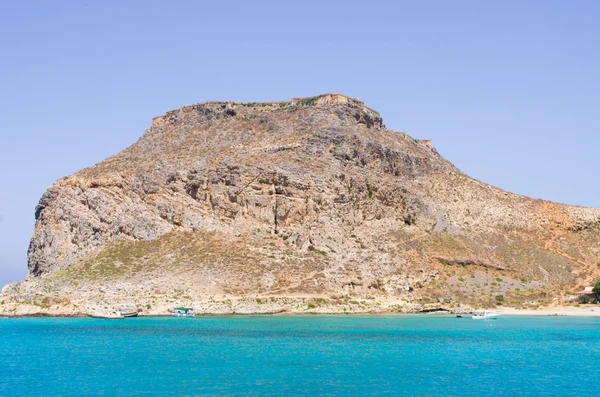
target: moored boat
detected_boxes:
[87,312,124,319]
[172,307,195,317]
[117,309,139,317]
[472,310,500,319]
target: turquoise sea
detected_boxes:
[1,315,599,396]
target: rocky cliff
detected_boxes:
[2,94,600,316]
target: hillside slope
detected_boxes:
[2,94,600,315]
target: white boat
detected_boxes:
[172,312,195,317]
[171,307,195,317]
[87,311,124,319]
[472,310,500,319]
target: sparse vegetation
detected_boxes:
[404,214,416,226]
[307,245,327,257]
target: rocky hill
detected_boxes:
[2,93,600,316]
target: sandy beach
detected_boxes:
[498,305,600,317]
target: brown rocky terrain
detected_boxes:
[2,93,600,316]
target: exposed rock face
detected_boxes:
[3,94,600,316]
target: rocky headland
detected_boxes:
[2,93,600,316]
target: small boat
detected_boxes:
[472,310,500,319]
[172,307,195,317]
[87,312,124,319]
[116,309,139,318]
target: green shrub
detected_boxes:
[495,295,504,302]
[404,214,416,225]
[593,280,600,300]
[579,295,591,304]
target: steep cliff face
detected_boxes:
[4,94,600,315]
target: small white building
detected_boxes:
[566,286,595,302]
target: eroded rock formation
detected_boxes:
[2,94,599,316]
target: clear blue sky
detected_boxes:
[1,1,599,286]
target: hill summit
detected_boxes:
[3,93,600,315]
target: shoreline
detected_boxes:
[2,305,599,318]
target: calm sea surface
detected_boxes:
[1,315,598,396]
